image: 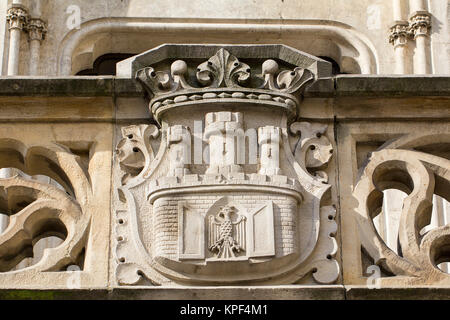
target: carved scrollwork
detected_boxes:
[355,135,450,283]
[116,124,160,185]
[261,59,314,94]
[282,124,339,284]
[135,61,193,97]
[136,51,314,95]
[290,122,333,182]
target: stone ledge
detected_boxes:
[0,76,114,96]
[304,77,334,97]
[345,286,450,300]
[2,286,450,299]
[0,286,345,300]
[334,75,450,97]
[0,76,447,97]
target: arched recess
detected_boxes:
[57,18,378,76]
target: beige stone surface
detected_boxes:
[1,0,449,76]
[0,96,114,121]
[0,122,112,289]
[0,40,448,297]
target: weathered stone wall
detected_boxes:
[0,0,448,301]
[0,0,449,76]
[0,71,447,298]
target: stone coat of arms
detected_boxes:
[113,45,339,286]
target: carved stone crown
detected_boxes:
[128,45,332,122]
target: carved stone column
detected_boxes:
[389,0,411,74]
[409,11,432,74]
[27,18,47,76]
[6,4,28,76]
[389,21,410,74]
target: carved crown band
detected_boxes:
[146,173,303,204]
[136,49,315,122]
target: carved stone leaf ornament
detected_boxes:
[261,59,315,94]
[116,124,160,185]
[115,46,339,286]
[290,122,333,182]
[196,48,251,88]
[135,60,193,96]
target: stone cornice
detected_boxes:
[0,76,448,97]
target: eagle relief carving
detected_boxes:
[114,45,339,286]
[208,206,246,259]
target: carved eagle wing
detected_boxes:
[208,215,221,249]
[233,216,246,252]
